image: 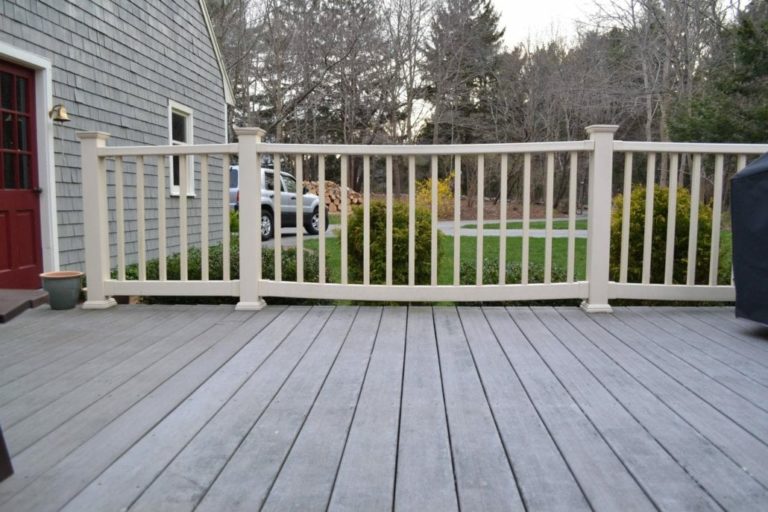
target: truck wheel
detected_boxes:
[305,207,320,235]
[261,209,274,240]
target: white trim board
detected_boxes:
[199,0,234,106]
[0,41,59,273]
[167,99,195,197]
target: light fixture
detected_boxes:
[49,104,70,122]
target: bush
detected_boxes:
[456,259,574,305]
[261,247,322,283]
[117,237,239,282]
[459,259,567,285]
[230,209,239,234]
[347,201,439,285]
[115,236,326,304]
[416,171,454,219]
[610,185,719,284]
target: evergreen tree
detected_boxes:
[670,0,768,142]
[422,0,504,144]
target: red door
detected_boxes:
[0,60,41,289]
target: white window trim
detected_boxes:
[168,100,194,197]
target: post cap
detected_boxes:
[585,125,619,136]
[234,127,267,138]
[76,131,111,141]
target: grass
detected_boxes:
[302,230,732,286]
[304,235,588,284]
[462,219,588,230]
[717,230,733,281]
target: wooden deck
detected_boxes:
[0,305,767,511]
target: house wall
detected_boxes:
[0,0,228,271]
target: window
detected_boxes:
[228,166,238,188]
[281,174,297,193]
[168,100,193,196]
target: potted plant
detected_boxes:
[39,271,84,310]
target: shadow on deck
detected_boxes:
[1,304,767,511]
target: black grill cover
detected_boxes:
[732,152,768,324]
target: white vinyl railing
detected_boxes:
[609,141,767,303]
[77,126,768,311]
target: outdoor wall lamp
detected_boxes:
[49,104,70,122]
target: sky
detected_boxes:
[492,0,599,48]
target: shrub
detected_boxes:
[610,185,717,284]
[115,236,325,304]
[261,247,323,283]
[416,171,454,219]
[230,209,239,234]
[117,238,238,282]
[459,259,567,285]
[347,201,439,285]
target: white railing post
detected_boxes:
[234,127,267,310]
[77,131,117,309]
[582,125,619,313]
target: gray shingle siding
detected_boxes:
[1,0,228,271]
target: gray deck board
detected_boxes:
[394,306,459,512]
[0,315,87,358]
[457,307,590,512]
[677,308,768,353]
[648,308,768,373]
[0,307,81,341]
[0,305,766,512]
[0,306,182,367]
[658,307,768,368]
[0,307,285,509]
[608,310,768,411]
[674,308,768,365]
[261,308,382,511]
[0,307,155,376]
[194,307,359,511]
[62,306,330,512]
[128,306,338,512]
[433,307,524,511]
[588,311,768,488]
[3,308,235,457]
[488,307,656,511]
[560,308,768,511]
[0,308,113,356]
[702,309,768,346]
[328,308,406,512]
[0,307,194,420]
[614,309,768,437]
[0,307,202,427]
[532,307,723,511]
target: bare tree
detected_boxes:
[206,0,259,131]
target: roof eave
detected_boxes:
[199,0,235,107]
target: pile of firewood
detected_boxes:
[303,180,362,213]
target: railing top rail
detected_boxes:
[90,139,768,158]
[97,143,239,157]
[95,140,594,158]
[254,140,594,155]
[615,140,768,154]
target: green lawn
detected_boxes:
[302,230,732,286]
[304,235,588,284]
[462,219,588,230]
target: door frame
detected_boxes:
[0,41,58,274]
